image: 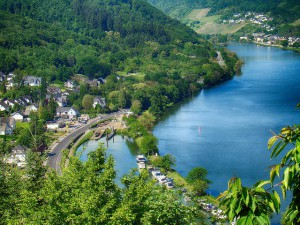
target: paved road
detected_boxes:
[47,111,123,173]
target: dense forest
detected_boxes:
[0,0,229,82]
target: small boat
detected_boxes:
[138,162,146,169]
[136,154,147,163]
[151,170,162,179]
[165,182,174,189]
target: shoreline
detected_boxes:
[251,41,300,53]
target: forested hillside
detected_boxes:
[147,0,299,22]
[0,0,232,83]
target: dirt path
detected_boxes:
[216,51,226,67]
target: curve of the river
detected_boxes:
[78,44,300,224]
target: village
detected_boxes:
[220,11,300,47]
[240,32,300,48]
[0,71,108,168]
[222,11,276,32]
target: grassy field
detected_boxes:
[117,71,145,81]
[291,18,300,26]
[196,21,247,34]
[187,8,210,20]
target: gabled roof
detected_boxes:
[11,112,24,117]
[57,107,79,114]
[0,102,9,109]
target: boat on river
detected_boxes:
[136,154,147,163]
[138,161,146,169]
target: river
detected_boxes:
[154,44,300,195]
[78,44,300,223]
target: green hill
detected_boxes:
[0,0,226,82]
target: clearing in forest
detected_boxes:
[196,21,247,34]
[187,8,211,20]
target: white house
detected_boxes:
[6,73,15,81]
[6,145,27,168]
[23,76,42,86]
[56,107,79,119]
[64,80,75,89]
[0,102,9,111]
[93,96,106,108]
[24,104,38,116]
[46,122,59,130]
[0,117,16,135]
[11,112,24,121]
[23,96,33,104]
[4,99,15,108]
[47,86,61,95]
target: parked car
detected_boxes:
[46,152,56,156]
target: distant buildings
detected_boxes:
[93,96,106,108]
[5,145,27,168]
[23,76,42,86]
[0,117,16,135]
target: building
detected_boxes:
[0,117,16,135]
[11,112,24,121]
[64,80,76,89]
[0,102,9,111]
[93,96,106,108]
[56,107,79,119]
[4,99,15,108]
[46,122,59,130]
[47,86,61,95]
[6,145,27,168]
[23,76,42,86]
[24,104,38,116]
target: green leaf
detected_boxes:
[255,215,269,225]
[268,136,278,149]
[254,180,270,188]
[242,188,249,206]
[237,215,253,225]
[272,142,288,158]
[272,191,280,213]
[282,168,290,188]
[250,197,256,213]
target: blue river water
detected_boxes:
[78,44,300,224]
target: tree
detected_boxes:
[150,154,176,172]
[186,167,211,184]
[138,111,156,131]
[140,135,158,155]
[186,167,211,196]
[27,112,47,152]
[25,150,47,190]
[281,40,289,47]
[130,100,142,115]
[118,89,128,109]
[82,94,94,111]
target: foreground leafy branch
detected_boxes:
[219,106,300,224]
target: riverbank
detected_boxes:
[252,41,300,52]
